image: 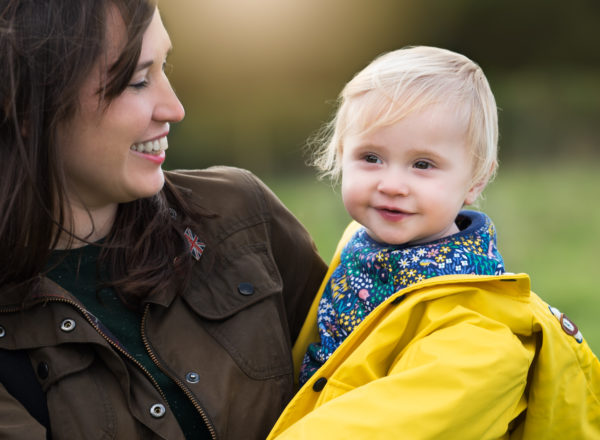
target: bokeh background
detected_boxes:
[160,0,600,352]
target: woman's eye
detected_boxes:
[364,154,381,164]
[129,79,149,90]
[413,160,432,170]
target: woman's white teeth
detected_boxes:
[130,137,168,153]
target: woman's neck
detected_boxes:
[55,202,117,249]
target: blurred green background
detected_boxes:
[160,1,599,353]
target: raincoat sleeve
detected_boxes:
[270,311,533,439]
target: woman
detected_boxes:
[0,1,326,439]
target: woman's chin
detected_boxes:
[125,169,166,202]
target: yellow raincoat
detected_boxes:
[268,223,600,439]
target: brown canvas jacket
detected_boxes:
[0,166,327,440]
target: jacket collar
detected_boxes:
[0,276,80,312]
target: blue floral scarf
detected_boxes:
[300,210,505,385]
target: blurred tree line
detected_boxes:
[161,0,600,175]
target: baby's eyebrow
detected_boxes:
[413,151,449,165]
[353,141,386,150]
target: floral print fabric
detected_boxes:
[299,210,505,385]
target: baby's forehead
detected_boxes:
[343,93,471,138]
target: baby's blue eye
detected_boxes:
[364,154,381,164]
[414,160,431,169]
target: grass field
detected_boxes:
[265,162,600,354]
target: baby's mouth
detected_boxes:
[379,207,406,214]
[130,136,168,155]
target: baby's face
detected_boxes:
[340,104,483,245]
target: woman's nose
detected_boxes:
[154,78,185,123]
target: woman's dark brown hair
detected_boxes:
[0,0,193,305]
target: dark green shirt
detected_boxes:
[46,244,210,439]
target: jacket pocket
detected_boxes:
[29,345,122,439]
[183,243,291,380]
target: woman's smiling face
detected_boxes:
[57,6,185,212]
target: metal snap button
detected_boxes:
[150,403,166,418]
[237,282,254,296]
[185,372,200,384]
[60,318,76,332]
[0,325,5,338]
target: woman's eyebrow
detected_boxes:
[135,46,173,72]
[135,60,154,72]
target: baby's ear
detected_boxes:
[464,178,487,206]
[464,163,496,206]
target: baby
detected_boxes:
[269,46,600,440]
[300,46,504,383]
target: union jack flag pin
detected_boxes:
[184,227,205,261]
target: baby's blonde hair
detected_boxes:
[311,46,498,189]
